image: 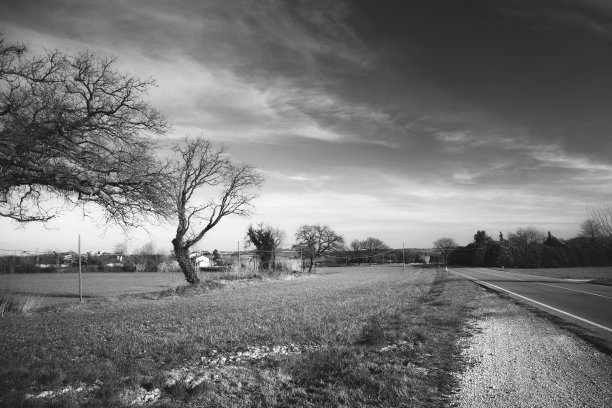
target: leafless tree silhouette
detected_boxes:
[433,237,457,265]
[0,35,170,225]
[169,138,263,284]
[294,224,344,272]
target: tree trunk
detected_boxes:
[172,239,200,285]
[308,257,314,273]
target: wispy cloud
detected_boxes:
[499,0,612,37]
[2,0,612,250]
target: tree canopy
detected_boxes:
[294,224,344,273]
[433,237,457,264]
[359,237,389,264]
[0,35,170,225]
[245,223,286,270]
[581,200,612,249]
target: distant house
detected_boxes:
[189,252,211,269]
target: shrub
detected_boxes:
[158,261,181,273]
[122,262,137,272]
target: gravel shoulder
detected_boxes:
[453,289,612,407]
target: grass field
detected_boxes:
[505,266,612,285]
[0,270,251,309]
[0,271,187,300]
[0,265,484,407]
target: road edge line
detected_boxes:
[450,269,612,334]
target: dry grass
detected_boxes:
[0,265,483,407]
[0,294,45,316]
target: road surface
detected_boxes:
[450,267,612,347]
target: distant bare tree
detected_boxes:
[113,242,127,255]
[136,241,158,271]
[579,218,601,240]
[360,237,389,265]
[294,224,344,272]
[170,138,263,285]
[0,34,170,225]
[508,226,546,248]
[433,237,457,265]
[138,241,156,256]
[582,200,612,247]
[350,239,362,263]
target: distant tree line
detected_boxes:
[0,241,172,274]
[446,227,612,268]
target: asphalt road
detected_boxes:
[450,267,612,346]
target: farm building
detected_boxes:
[189,252,211,269]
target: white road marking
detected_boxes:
[465,268,612,299]
[451,269,612,334]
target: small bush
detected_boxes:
[158,261,181,273]
[122,262,137,272]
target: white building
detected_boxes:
[189,252,211,269]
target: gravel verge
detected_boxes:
[453,290,612,407]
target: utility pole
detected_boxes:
[78,234,83,302]
[402,242,405,271]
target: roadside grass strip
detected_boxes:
[1,266,483,407]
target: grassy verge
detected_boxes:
[504,266,611,280]
[502,267,612,286]
[0,266,482,407]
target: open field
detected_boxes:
[0,272,188,300]
[0,270,250,308]
[0,272,189,308]
[0,265,483,407]
[504,266,612,285]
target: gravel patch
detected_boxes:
[453,291,612,407]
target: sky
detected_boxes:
[2,0,612,254]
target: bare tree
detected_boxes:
[245,223,286,270]
[136,241,157,271]
[138,241,156,256]
[582,200,612,247]
[170,137,263,284]
[507,226,546,248]
[579,218,602,240]
[433,237,457,265]
[294,224,344,273]
[113,242,128,255]
[360,237,389,265]
[350,239,362,263]
[0,35,170,225]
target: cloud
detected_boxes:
[499,0,612,37]
[3,0,612,250]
